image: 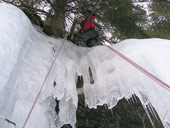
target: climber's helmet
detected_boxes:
[76,16,85,24]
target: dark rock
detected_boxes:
[76,94,163,128]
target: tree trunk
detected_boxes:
[50,12,65,37]
[49,0,67,37]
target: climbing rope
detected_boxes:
[107,45,170,92]
[22,39,65,128]
[0,114,23,128]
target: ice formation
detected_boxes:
[0,3,170,128]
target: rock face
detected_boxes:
[76,94,163,128]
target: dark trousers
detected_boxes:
[80,29,98,47]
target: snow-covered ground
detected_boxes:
[0,3,170,128]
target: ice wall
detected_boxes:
[0,3,36,93]
[0,3,75,128]
[1,3,170,128]
[79,40,170,127]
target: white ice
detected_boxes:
[0,3,170,128]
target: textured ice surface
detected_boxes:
[0,3,170,128]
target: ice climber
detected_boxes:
[71,11,99,47]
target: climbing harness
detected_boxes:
[22,39,65,128]
[107,46,170,92]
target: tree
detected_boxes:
[2,0,72,37]
[101,0,148,41]
[147,0,170,39]
[69,0,148,43]
[2,0,148,43]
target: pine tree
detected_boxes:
[148,0,170,39]
[2,0,148,42]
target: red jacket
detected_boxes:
[80,12,96,34]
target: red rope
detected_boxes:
[107,46,170,92]
[22,40,65,128]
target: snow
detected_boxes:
[0,3,170,128]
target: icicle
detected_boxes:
[127,98,132,104]
[104,104,108,109]
[144,105,154,126]
[131,95,135,104]
[147,103,159,121]
[126,98,131,104]
[130,96,134,104]
[149,103,159,122]
[164,122,170,128]
[133,94,138,103]
[110,108,114,116]
[147,104,154,117]
[162,108,170,123]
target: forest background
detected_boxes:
[0,0,169,44]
